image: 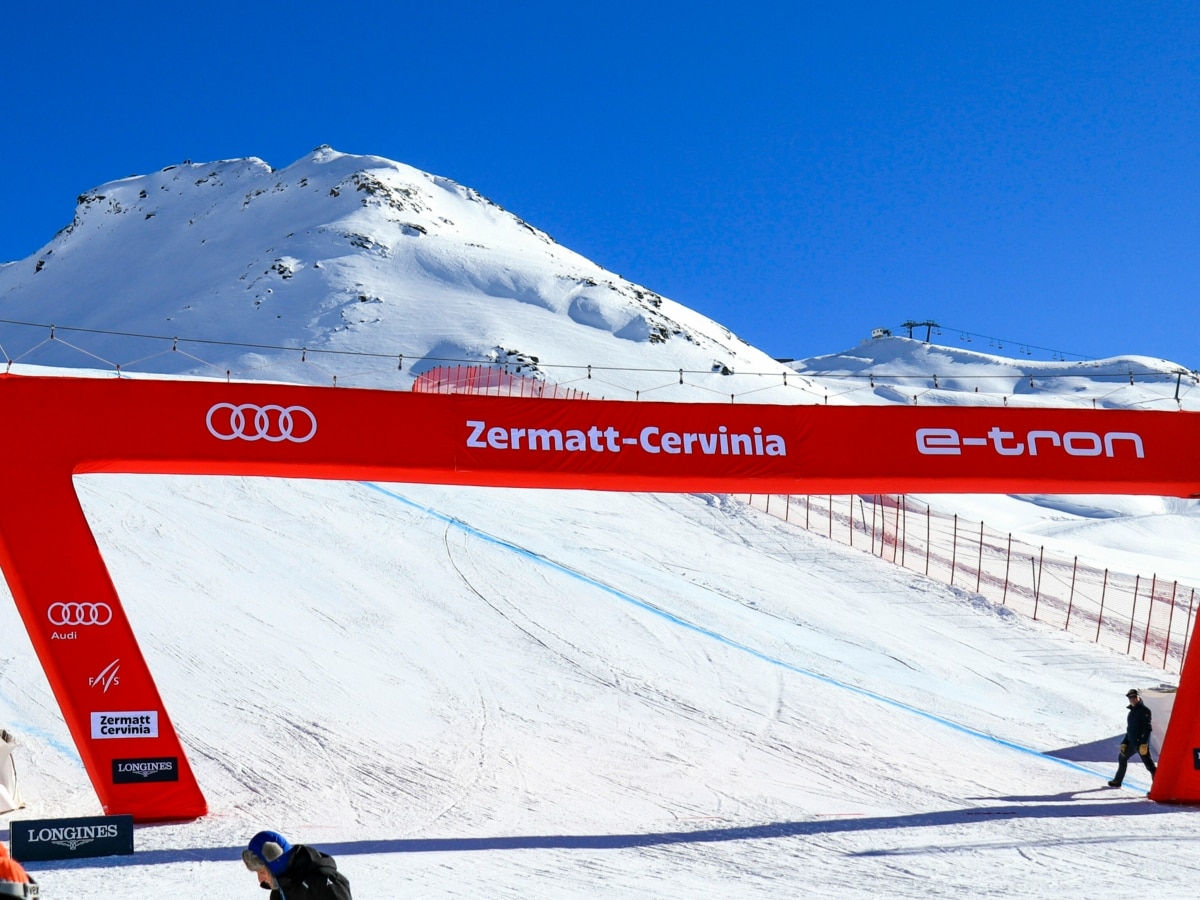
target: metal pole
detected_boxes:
[849,495,855,547]
[1066,556,1078,631]
[894,498,902,563]
[1002,533,1012,605]
[1164,581,1179,670]
[1143,574,1158,662]
[976,520,984,593]
[900,497,907,568]
[1096,569,1108,642]
[785,494,790,523]
[925,504,931,576]
[1183,588,1198,670]
[950,514,958,586]
[885,496,891,558]
[1032,550,1043,620]
[1037,546,1044,605]
[1127,575,1141,655]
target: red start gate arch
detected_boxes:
[1,373,1198,820]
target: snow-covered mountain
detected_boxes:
[4,146,1195,410]
[0,147,789,394]
[2,150,1200,898]
[790,335,1198,409]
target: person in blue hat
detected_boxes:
[242,830,352,899]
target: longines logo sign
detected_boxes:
[10,814,134,862]
[113,756,179,784]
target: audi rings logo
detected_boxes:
[206,403,317,443]
[49,603,113,626]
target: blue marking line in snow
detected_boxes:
[10,724,81,763]
[364,482,1124,785]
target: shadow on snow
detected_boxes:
[6,793,1185,871]
[1045,734,1125,764]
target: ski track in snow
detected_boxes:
[363,483,1117,786]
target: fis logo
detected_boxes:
[89,660,120,693]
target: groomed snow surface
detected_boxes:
[1,474,1196,898]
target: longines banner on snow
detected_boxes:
[10,815,134,862]
[0,373,1198,821]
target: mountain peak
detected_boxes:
[0,149,785,393]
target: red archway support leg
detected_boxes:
[0,469,206,821]
[1149,626,1200,803]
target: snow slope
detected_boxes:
[0,150,1198,898]
[2,471,1195,898]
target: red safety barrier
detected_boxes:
[0,373,1198,820]
[743,493,1200,675]
[411,365,589,399]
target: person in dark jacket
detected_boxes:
[1108,688,1157,787]
[243,830,352,900]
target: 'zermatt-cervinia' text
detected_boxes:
[465,422,787,456]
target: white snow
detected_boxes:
[1,149,1199,898]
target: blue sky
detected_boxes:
[3,2,1198,368]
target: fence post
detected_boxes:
[871,496,878,556]
[1127,575,1141,655]
[881,496,888,559]
[900,498,907,568]
[925,504,931,576]
[1143,574,1157,662]
[1183,588,1197,670]
[1096,569,1108,642]
[849,496,855,547]
[976,520,984,593]
[785,494,790,523]
[765,494,770,516]
[880,496,887,558]
[1065,556,1078,631]
[1002,533,1012,605]
[1164,581,1179,670]
[1032,550,1043,621]
[950,515,958,586]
